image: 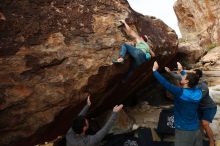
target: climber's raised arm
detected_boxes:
[120,20,142,42]
[78,95,91,116]
[149,48,155,57]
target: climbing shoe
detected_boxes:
[112,58,124,64]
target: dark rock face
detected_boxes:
[0,0,178,145]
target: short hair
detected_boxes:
[141,35,149,42]
[186,72,200,88]
[71,115,87,134]
[142,35,154,49]
[194,69,203,79]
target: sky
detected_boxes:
[127,0,181,37]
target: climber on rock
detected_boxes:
[113,19,155,66]
[65,95,123,146]
[152,61,203,146]
[165,63,217,146]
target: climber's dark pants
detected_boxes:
[175,129,202,146]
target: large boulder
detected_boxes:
[198,46,220,86]
[0,0,178,145]
[209,85,220,141]
[174,0,220,46]
[195,46,220,140]
[174,0,220,63]
[177,41,205,63]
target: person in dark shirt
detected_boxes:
[66,95,123,146]
[197,80,217,146]
[165,64,217,146]
[152,61,203,146]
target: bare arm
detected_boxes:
[149,48,155,57]
[143,35,155,57]
[121,20,142,42]
[165,67,186,81]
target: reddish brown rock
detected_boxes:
[0,0,178,145]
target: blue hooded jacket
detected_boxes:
[153,71,202,131]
